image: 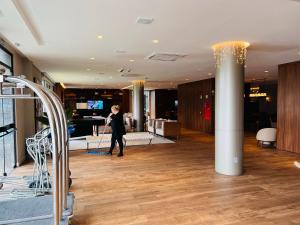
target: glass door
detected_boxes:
[0,45,15,175]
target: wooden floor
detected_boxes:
[14,130,300,225]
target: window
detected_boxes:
[0,45,16,175]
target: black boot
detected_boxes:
[117,151,123,157]
[106,150,112,155]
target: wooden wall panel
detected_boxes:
[297,63,300,153]
[178,79,214,134]
[121,89,130,113]
[277,61,300,153]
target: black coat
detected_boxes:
[109,112,126,136]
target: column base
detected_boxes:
[215,129,244,176]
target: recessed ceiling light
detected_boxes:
[86,68,91,71]
[208,72,213,76]
[152,39,159,44]
[90,57,95,60]
[185,78,190,81]
[264,70,269,73]
[97,35,103,39]
[129,59,135,62]
[109,76,113,79]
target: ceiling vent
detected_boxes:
[121,74,145,78]
[146,52,187,62]
[136,17,154,24]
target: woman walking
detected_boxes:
[107,105,126,157]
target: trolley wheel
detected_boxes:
[69,177,72,188]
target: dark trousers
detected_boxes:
[109,135,123,153]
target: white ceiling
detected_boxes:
[1,0,300,89]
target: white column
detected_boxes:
[132,80,144,132]
[213,41,250,176]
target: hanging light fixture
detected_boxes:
[212,41,250,68]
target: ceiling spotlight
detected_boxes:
[97,35,103,39]
[86,68,91,71]
[90,57,95,60]
[208,72,213,76]
[185,78,190,81]
[129,59,135,62]
[152,39,159,44]
[264,70,269,73]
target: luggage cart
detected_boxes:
[0,74,74,225]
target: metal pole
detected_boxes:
[39,87,64,219]
[43,89,68,210]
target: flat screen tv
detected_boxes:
[87,100,104,110]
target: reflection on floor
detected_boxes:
[14,129,300,225]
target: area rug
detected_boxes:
[69,132,174,151]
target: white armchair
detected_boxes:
[256,128,277,148]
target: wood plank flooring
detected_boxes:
[13,130,300,225]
